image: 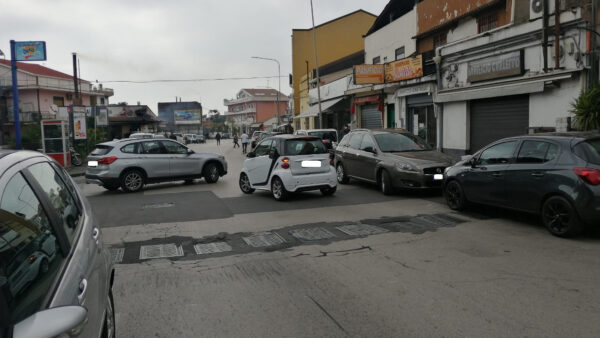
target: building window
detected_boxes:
[372,56,381,64]
[478,12,498,33]
[433,32,447,49]
[395,47,405,60]
[53,96,65,107]
[100,97,105,105]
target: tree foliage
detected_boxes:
[571,83,600,131]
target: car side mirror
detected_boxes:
[13,306,87,338]
[187,148,194,155]
[247,152,256,158]
[363,146,377,154]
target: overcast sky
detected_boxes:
[1,0,388,114]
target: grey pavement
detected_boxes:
[77,139,600,338]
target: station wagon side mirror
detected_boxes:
[247,151,256,158]
[363,146,377,154]
[13,306,87,338]
[187,148,194,155]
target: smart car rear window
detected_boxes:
[90,145,113,156]
[284,139,327,155]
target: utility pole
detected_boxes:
[310,0,323,128]
[10,40,22,149]
[251,56,281,126]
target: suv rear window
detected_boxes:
[284,139,327,155]
[574,138,600,165]
[90,145,113,156]
[308,131,337,142]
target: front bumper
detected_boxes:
[278,167,337,192]
[391,169,444,189]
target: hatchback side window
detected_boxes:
[254,139,273,156]
[0,173,65,324]
[516,141,556,164]
[162,141,188,154]
[27,163,81,243]
[477,141,518,165]
[349,133,364,150]
[142,141,165,154]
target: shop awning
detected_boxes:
[434,71,576,103]
[295,97,344,119]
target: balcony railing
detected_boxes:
[6,111,41,123]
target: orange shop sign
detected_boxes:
[385,55,423,82]
[354,64,385,85]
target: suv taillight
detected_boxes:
[573,167,600,185]
[98,156,118,165]
[281,157,290,169]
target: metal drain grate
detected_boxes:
[194,242,233,255]
[110,248,125,263]
[336,224,388,236]
[290,228,336,241]
[139,244,184,260]
[243,232,286,247]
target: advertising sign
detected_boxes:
[96,108,108,126]
[354,64,385,85]
[14,41,47,61]
[174,109,202,125]
[384,55,423,82]
[467,50,524,82]
[74,113,87,139]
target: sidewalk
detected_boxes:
[66,165,86,177]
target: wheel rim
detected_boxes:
[209,166,219,181]
[272,179,282,199]
[125,173,142,190]
[446,182,461,208]
[544,201,571,233]
[105,293,115,338]
[336,165,344,182]
[240,174,251,192]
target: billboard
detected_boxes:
[384,55,423,82]
[74,113,87,139]
[354,64,385,85]
[15,41,47,61]
[96,108,108,126]
[174,109,202,125]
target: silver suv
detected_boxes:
[86,138,228,192]
[0,150,114,338]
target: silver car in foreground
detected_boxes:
[0,150,114,338]
[86,138,228,192]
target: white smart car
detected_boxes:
[239,135,337,200]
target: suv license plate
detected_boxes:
[88,161,98,167]
[433,174,443,180]
[301,160,321,168]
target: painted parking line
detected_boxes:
[242,232,286,247]
[194,242,233,255]
[139,244,184,260]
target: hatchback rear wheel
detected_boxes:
[542,196,584,237]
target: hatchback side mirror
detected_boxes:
[247,152,256,158]
[13,306,87,338]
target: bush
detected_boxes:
[571,83,600,131]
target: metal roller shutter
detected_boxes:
[360,104,382,129]
[470,95,529,153]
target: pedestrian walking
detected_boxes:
[216,132,222,146]
[233,134,240,148]
[241,132,249,154]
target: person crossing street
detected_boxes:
[233,134,240,148]
[215,132,222,146]
[241,132,249,154]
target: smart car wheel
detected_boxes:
[320,186,337,196]
[102,289,116,338]
[380,170,393,195]
[271,177,288,201]
[336,163,349,184]
[542,196,584,237]
[120,169,144,193]
[444,180,468,211]
[204,163,220,183]
[239,173,255,194]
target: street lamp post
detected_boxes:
[251,56,281,126]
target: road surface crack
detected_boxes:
[307,295,348,335]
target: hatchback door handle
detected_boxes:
[531,172,545,177]
[491,173,503,177]
[77,279,88,305]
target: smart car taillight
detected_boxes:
[98,156,118,165]
[573,167,600,185]
[281,157,290,169]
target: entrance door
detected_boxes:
[410,105,436,148]
[360,104,382,129]
[387,104,395,128]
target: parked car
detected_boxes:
[443,132,600,237]
[183,134,197,144]
[334,129,454,195]
[295,129,339,149]
[197,134,206,143]
[239,135,337,200]
[86,138,228,192]
[173,133,184,143]
[129,132,154,139]
[0,150,115,338]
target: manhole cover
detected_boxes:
[243,232,286,247]
[194,242,233,255]
[290,228,336,241]
[110,248,125,263]
[139,244,184,260]
[336,224,388,236]
[142,202,174,209]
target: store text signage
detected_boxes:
[467,50,524,82]
[385,55,423,82]
[354,64,385,85]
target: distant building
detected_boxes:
[158,101,203,133]
[224,89,289,131]
[106,104,161,139]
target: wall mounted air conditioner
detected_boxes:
[531,0,565,20]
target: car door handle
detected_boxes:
[77,278,88,305]
[531,172,545,177]
[491,173,503,177]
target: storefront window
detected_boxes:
[410,106,436,148]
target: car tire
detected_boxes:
[120,170,145,193]
[203,163,220,183]
[444,180,468,211]
[542,196,584,237]
[101,289,116,338]
[320,186,337,196]
[103,184,119,191]
[336,163,350,184]
[380,170,393,195]
[239,173,255,194]
[271,177,288,201]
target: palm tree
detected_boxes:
[571,83,600,131]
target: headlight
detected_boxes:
[395,162,418,172]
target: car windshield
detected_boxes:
[308,131,337,142]
[374,133,432,152]
[284,139,328,155]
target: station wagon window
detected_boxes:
[477,141,518,165]
[120,143,141,154]
[349,133,364,150]
[162,141,188,154]
[516,141,558,164]
[141,141,165,154]
[27,163,81,243]
[254,139,273,156]
[0,173,64,324]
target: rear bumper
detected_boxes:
[85,173,119,186]
[278,167,337,192]
[576,191,600,226]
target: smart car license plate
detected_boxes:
[301,160,321,168]
[433,174,443,180]
[88,161,98,167]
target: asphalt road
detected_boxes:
[77,139,600,338]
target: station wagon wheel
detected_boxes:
[120,169,144,193]
[336,163,349,184]
[239,173,255,194]
[204,163,220,183]
[542,196,584,237]
[271,177,288,201]
[444,180,468,211]
[380,170,393,195]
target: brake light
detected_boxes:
[281,157,290,169]
[98,156,118,165]
[573,167,600,185]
